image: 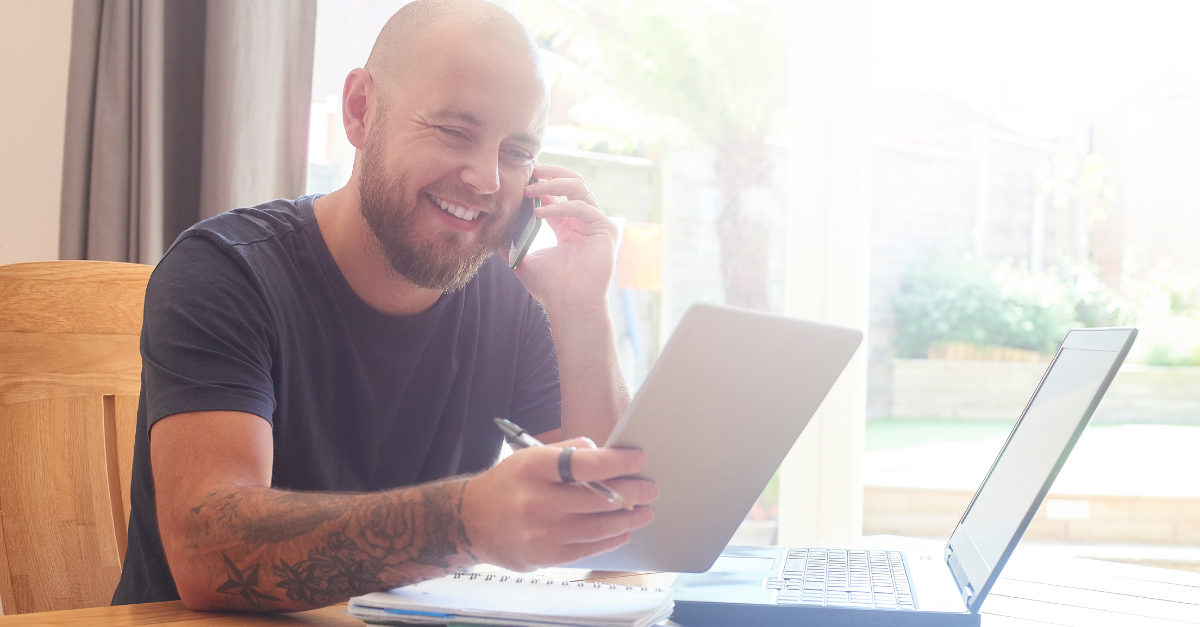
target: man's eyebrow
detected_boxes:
[509,131,542,150]
[427,108,541,149]
[427,108,483,126]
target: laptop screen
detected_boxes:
[946,328,1135,611]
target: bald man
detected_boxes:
[111,0,657,611]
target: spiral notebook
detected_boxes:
[348,570,674,627]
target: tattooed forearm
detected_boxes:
[180,478,478,611]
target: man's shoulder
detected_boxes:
[174,196,317,253]
[149,196,325,304]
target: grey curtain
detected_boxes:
[60,0,317,264]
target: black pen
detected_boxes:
[493,417,634,511]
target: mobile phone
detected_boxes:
[507,177,542,269]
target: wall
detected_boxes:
[0,0,73,265]
[864,485,1200,558]
[891,358,1200,424]
[1093,71,1200,287]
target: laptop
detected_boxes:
[566,303,863,572]
[670,326,1138,627]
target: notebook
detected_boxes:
[348,570,674,627]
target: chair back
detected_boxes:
[0,261,152,615]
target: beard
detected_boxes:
[357,120,508,293]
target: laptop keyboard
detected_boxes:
[763,549,917,609]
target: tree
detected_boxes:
[520,0,790,309]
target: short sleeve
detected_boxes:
[141,235,277,433]
[509,297,561,436]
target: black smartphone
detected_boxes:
[507,177,542,269]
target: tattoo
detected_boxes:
[240,493,347,544]
[216,553,280,609]
[190,490,344,545]
[271,531,382,605]
[455,480,477,562]
[194,479,476,609]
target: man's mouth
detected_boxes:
[428,193,485,222]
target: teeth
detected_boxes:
[431,194,480,221]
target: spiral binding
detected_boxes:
[451,571,663,592]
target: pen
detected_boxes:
[493,417,634,511]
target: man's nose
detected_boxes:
[460,146,501,195]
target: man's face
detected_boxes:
[357,23,547,292]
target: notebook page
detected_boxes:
[353,573,672,627]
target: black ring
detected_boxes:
[558,447,577,484]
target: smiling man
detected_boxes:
[111,0,657,612]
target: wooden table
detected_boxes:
[2,545,1197,626]
[0,601,359,626]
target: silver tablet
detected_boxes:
[567,303,862,572]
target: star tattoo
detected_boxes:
[216,553,280,609]
[274,558,324,605]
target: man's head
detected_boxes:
[347,0,549,292]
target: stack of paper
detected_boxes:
[348,571,673,627]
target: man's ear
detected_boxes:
[342,68,374,149]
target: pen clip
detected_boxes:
[493,417,529,441]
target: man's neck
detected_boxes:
[312,187,443,317]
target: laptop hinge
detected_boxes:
[944,546,975,607]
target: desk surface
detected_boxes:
[3,541,1197,626]
[0,601,357,627]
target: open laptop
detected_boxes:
[670,326,1138,627]
[566,303,863,572]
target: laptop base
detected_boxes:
[671,546,980,627]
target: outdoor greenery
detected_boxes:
[893,256,1092,357]
[893,254,1200,364]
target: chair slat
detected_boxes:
[0,261,150,335]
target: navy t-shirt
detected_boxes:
[112,196,561,604]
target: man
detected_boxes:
[112,0,658,611]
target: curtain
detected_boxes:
[60,0,317,264]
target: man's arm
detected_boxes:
[546,305,628,442]
[154,411,655,611]
[515,165,631,444]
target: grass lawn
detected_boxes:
[865,418,1018,451]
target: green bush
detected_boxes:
[1141,342,1200,366]
[892,257,1009,357]
[892,256,1081,357]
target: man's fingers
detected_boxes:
[534,200,613,227]
[562,446,648,484]
[532,164,585,182]
[549,436,597,450]
[560,507,655,545]
[551,533,631,566]
[552,478,660,514]
[525,177,590,202]
[511,445,647,485]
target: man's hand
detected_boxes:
[461,438,658,571]
[511,165,618,315]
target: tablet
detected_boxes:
[566,303,862,573]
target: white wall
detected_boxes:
[0,0,73,265]
[892,359,1200,425]
[777,0,872,545]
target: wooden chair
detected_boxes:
[0,261,153,615]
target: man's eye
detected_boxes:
[438,127,466,139]
[502,149,534,166]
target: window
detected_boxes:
[865,0,1200,572]
[308,1,1199,571]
